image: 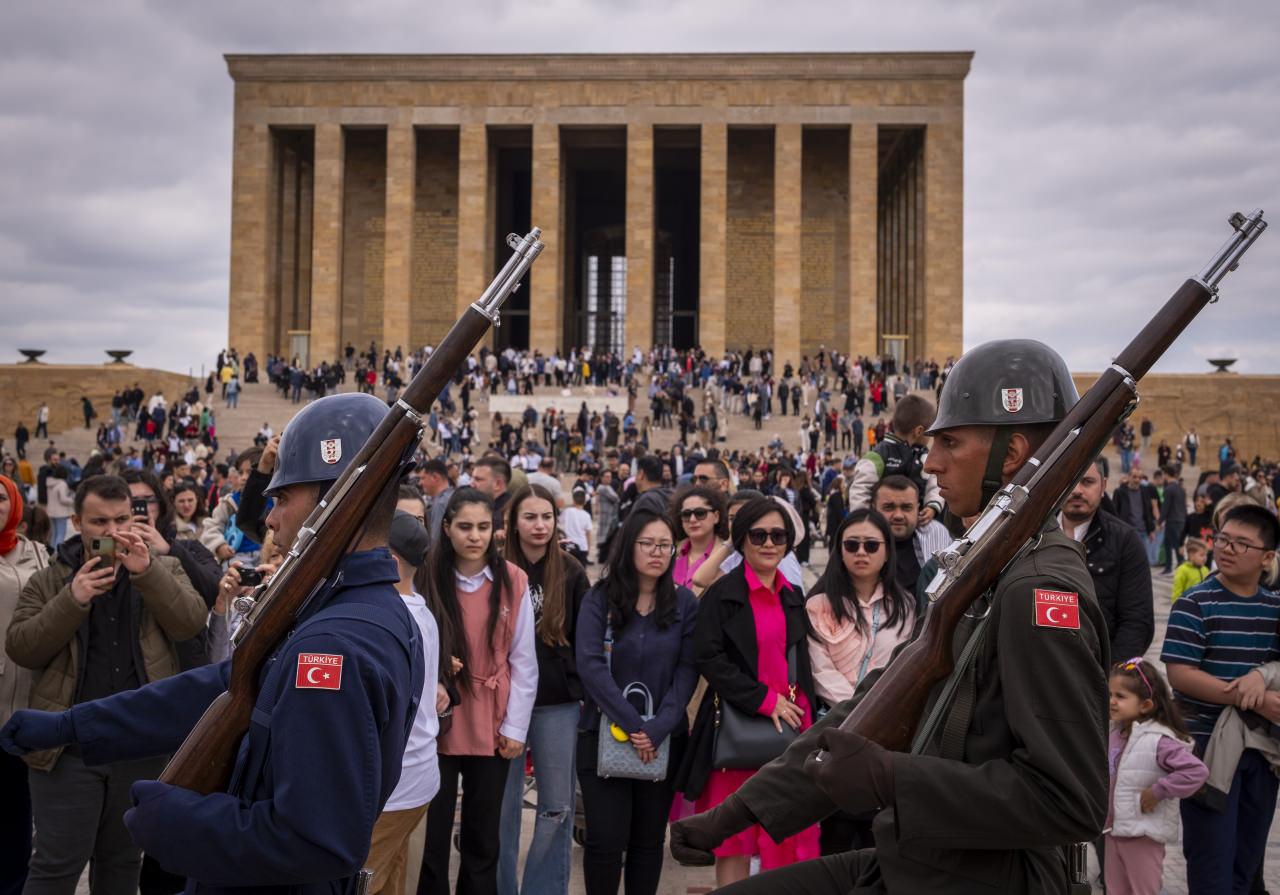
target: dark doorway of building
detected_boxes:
[877,126,925,366]
[654,128,701,350]
[491,130,532,352]
[563,129,627,354]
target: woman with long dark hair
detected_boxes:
[169,481,208,542]
[575,507,698,894]
[416,488,536,895]
[496,485,591,895]
[670,485,728,590]
[805,508,918,855]
[678,497,819,887]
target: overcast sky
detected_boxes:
[2,0,1277,376]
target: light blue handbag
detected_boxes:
[596,623,670,782]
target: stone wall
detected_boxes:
[340,129,387,352]
[411,128,460,350]
[1073,372,1280,462]
[726,129,775,353]
[801,128,850,361]
[0,365,194,445]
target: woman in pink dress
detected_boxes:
[675,497,820,888]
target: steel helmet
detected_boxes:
[927,339,1078,434]
[266,392,389,496]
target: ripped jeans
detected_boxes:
[497,701,580,895]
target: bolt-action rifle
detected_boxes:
[839,210,1267,750]
[159,229,545,794]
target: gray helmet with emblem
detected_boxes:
[266,392,389,497]
[927,339,1078,435]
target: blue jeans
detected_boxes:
[497,702,579,895]
[51,517,68,548]
[1181,748,1278,894]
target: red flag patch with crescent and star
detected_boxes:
[296,653,344,690]
[1034,589,1080,630]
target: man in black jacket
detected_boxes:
[1111,467,1156,542]
[1160,465,1188,574]
[1060,460,1155,660]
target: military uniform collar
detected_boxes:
[331,547,400,590]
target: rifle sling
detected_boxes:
[910,607,990,758]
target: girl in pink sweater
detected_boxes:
[804,509,916,853]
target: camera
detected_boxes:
[238,568,264,586]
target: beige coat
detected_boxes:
[1,535,50,721]
[46,479,76,521]
[5,545,207,771]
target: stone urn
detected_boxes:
[18,349,46,364]
[106,350,134,365]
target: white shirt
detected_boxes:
[454,567,538,743]
[384,591,441,811]
[1056,512,1091,542]
[559,506,593,552]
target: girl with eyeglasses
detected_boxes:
[677,497,819,887]
[575,507,698,894]
[417,488,537,895]
[671,485,729,590]
[496,485,591,895]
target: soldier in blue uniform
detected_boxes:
[2,392,426,895]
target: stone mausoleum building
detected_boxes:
[225,53,970,369]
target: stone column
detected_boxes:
[773,124,802,370]
[923,117,964,362]
[383,122,415,355]
[456,123,489,319]
[625,122,654,353]
[227,122,273,363]
[309,123,345,364]
[699,122,727,357]
[848,123,878,358]
[530,122,563,352]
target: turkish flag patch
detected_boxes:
[1034,589,1080,630]
[295,653,343,690]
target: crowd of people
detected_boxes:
[1,340,1279,895]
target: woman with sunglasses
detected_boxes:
[671,485,729,590]
[496,485,591,895]
[677,496,819,887]
[575,507,698,894]
[805,509,916,854]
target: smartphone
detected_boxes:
[238,568,264,586]
[131,498,150,518]
[89,536,116,564]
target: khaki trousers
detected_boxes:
[365,803,429,895]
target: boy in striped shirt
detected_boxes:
[1162,504,1280,893]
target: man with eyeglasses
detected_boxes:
[1161,503,1280,891]
[673,339,1108,895]
[692,458,733,495]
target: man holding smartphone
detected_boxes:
[3,474,207,895]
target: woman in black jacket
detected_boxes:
[675,497,819,888]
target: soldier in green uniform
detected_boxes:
[671,340,1110,894]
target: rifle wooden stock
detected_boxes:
[161,230,542,794]
[839,207,1266,751]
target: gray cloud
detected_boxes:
[1,0,1277,374]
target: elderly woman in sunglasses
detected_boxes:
[675,496,820,887]
[670,485,730,590]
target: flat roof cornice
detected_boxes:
[225,52,973,83]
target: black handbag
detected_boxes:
[710,646,800,770]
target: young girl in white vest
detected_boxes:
[1105,658,1208,895]
[417,488,537,895]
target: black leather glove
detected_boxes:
[669,793,755,867]
[804,727,896,815]
[0,709,76,756]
